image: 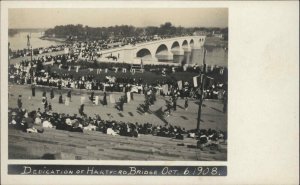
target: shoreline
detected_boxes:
[39,36,67,43]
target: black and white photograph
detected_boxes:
[7,8,228,161]
[1,1,299,185]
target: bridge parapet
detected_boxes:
[97,35,205,63]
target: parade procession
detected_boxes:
[7,9,228,161]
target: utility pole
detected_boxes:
[27,33,32,62]
[196,48,207,132]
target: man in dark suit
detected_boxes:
[17,95,22,110]
[31,84,35,97]
[67,90,72,102]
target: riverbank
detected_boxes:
[204,36,228,48]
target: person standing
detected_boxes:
[17,95,22,110]
[42,97,48,111]
[103,92,108,106]
[90,91,95,102]
[119,96,124,111]
[67,89,72,102]
[42,89,46,98]
[31,84,35,97]
[79,104,84,116]
[165,99,171,117]
[144,99,149,114]
[172,96,177,111]
[59,92,63,104]
[48,103,52,111]
[50,88,54,99]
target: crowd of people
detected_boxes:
[8,104,227,148]
[9,57,228,102]
[9,44,69,59]
[8,34,228,152]
[9,33,194,59]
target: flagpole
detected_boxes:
[196,48,206,132]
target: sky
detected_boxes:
[9,8,228,29]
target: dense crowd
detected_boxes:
[9,57,227,101]
[9,44,69,59]
[8,106,227,148]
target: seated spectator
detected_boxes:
[42,118,53,128]
[106,127,117,136]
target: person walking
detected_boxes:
[184,97,189,111]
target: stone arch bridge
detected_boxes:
[100,36,205,63]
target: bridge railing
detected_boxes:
[133,36,205,48]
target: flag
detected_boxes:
[109,94,115,104]
[94,96,99,105]
[177,80,182,90]
[193,76,199,87]
[127,92,131,103]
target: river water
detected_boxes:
[173,47,228,67]
[9,32,61,51]
[9,32,228,67]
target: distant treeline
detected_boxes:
[9,28,47,36]
[44,22,228,40]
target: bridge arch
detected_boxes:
[171,41,180,50]
[136,48,152,60]
[155,44,169,55]
[182,40,188,48]
[190,39,194,47]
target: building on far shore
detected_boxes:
[212,31,223,38]
[193,31,209,36]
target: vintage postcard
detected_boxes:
[1,1,299,185]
